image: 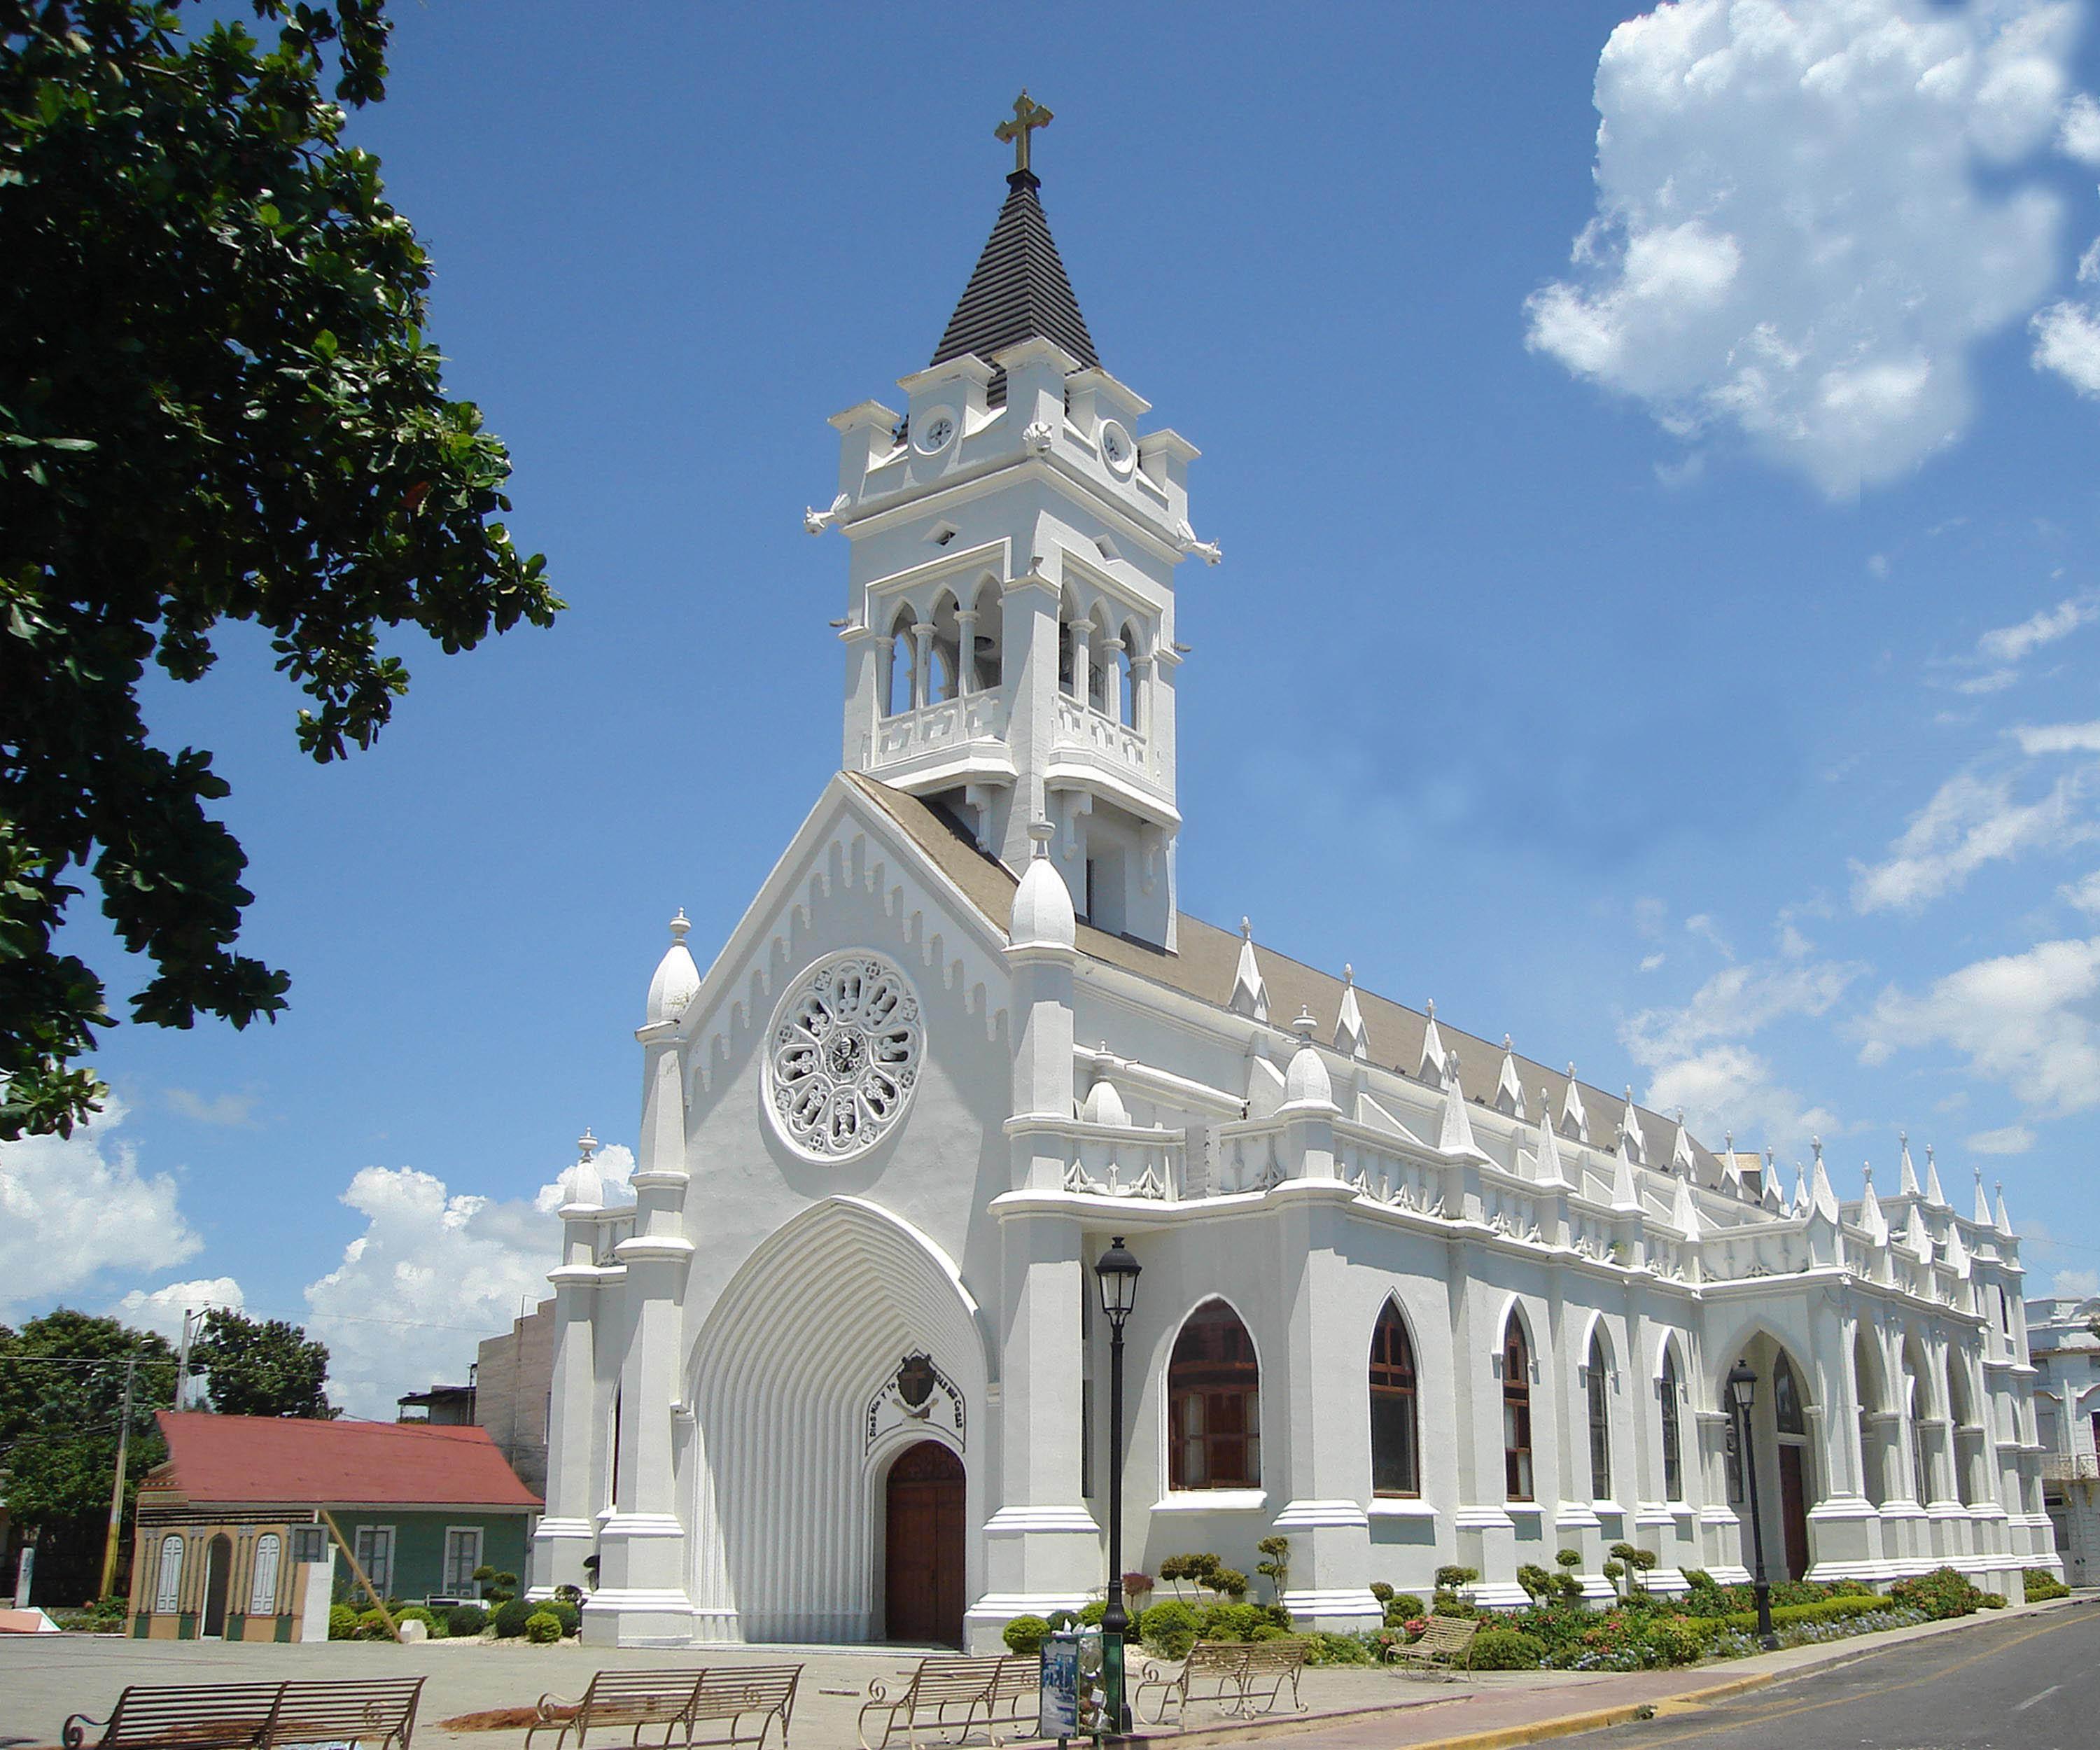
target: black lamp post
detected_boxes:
[1094,1236,1141,1735]
[1728,1358,1778,1651]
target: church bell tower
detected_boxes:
[813,93,1216,951]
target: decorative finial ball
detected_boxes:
[1345,963,1354,983]
[1240,916,1252,939]
[1425,997,1436,1018]
[668,909,690,944]
[577,1127,599,1164]
[1028,818,1056,857]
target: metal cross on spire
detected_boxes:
[995,90,1054,176]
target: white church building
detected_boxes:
[534,111,2058,1649]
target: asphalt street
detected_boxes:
[1579,1600,2100,1750]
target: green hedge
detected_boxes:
[1684,1595,1889,1635]
[2022,1568,2068,1603]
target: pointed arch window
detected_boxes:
[1369,1303,1420,1497]
[1503,1315,1534,1502]
[1660,1346,1684,1503]
[1586,1330,1612,1502]
[1119,623,1142,729]
[1774,1352,1805,1435]
[885,615,916,717]
[1168,1300,1260,1490]
[154,1534,185,1615]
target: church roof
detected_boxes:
[930,171,1098,407]
[846,773,1729,1191]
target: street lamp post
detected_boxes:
[1093,1236,1142,1736]
[1728,1358,1778,1651]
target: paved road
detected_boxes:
[1581,1600,2100,1750]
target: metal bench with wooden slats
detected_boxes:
[1235,1637,1311,1717]
[271,1676,425,1750]
[855,1654,1037,1750]
[64,1683,284,1750]
[1133,1640,1250,1726]
[1387,1614,1479,1677]
[64,1679,426,1750]
[687,1664,804,1750]
[526,1670,711,1750]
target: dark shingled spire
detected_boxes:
[931,169,1098,407]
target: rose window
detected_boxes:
[764,953,923,1161]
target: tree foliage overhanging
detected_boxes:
[192,1307,334,1418]
[0,0,562,1139]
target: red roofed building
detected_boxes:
[127,1412,540,1642]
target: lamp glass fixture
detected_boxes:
[1728,1359,1757,1412]
[1094,1236,1141,1327]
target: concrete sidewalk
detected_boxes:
[1,1598,2088,1750]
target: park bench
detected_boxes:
[687,1665,804,1750]
[526,1670,712,1750]
[64,1677,425,1750]
[1387,1614,1479,1678]
[1134,1638,1260,1722]
[1235,1638,1311,1717]
[856,1654,1038,1749]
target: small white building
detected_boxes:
[533,120,2059,1650]
[2028,1295,2100,1588]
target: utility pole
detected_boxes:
[98,1352,139,1602]
[173,1308,199,1412]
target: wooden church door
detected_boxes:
[884,1440,965,1644]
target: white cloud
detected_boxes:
[1625,957,1866,1067]
[111,1278,246,1343]
[1643,1043,1841,1154]
[1849,766,2097,912]
[1623,950,1864,1148]
[1966,1123,2038,1154]
[164,1088,260,1128]
[1640,951,1667,972]
[1528,0,2071,498]
[2062,870,2100,912]
[2016,719,2100,755]
[1860,934,2100,1115]
[1980,595,2099,665]
[2053,1266,2100,1296]
[2061,92,2100,163]
[1955,668,2022,695]
[303,1144,635,1418]
[0,1100,204,1318]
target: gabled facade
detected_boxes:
[538,118,2056,1651]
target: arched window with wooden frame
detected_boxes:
[1586,1327,1613,1502]
[1168,1299,1260,1490]
[1369,1301,1420,1497]
[1503,1313,1534,1502]
[1659,1343,1685,1503]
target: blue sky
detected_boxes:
[10,0,2100,1414]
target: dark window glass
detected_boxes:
[1773,1353,1805,1436]
[1370,1303,1420,1496]
[1660,1349,1684,1503]
[1168,1301,1260,1490]
[1586,1334,1612,1501]
[1504,1319,1534,1502]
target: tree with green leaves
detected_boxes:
[191,1308,334,1418]
[0,1310,177,1602]
[1,0,561,1140]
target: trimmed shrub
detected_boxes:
[1210,1567,1250,1600]
[492,1597,536,1639]
[1517,1563,1557,1600]
[328,1603,358,1641]
[354,1607,393,1641]
[1140,1599,1198,1659]
[1888,1567,1987,1621]
[1303,1630,1377,1665]
[2022,1568,2068,1603]
[1555,1549,1583,1570]
[1980,1592,2007,1609]
[1685,1596,1889,1634]
[1077,1600,1107,1628]
[1002,1614,1052,1656]
[545,1600,581,1637]
[1469,1626,1548,1670]
[1430,1590,1477,1618]
[1196,1601,1270,1641]
[524,1610,562,1644]
[1383,1593,1427,1628]
[1369,1582,1395,1604]
[1434,1564,1480,1592]
[446,1602,489,1637]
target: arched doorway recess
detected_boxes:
[202,1534,234,1638]
[885,1440,965,1644]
